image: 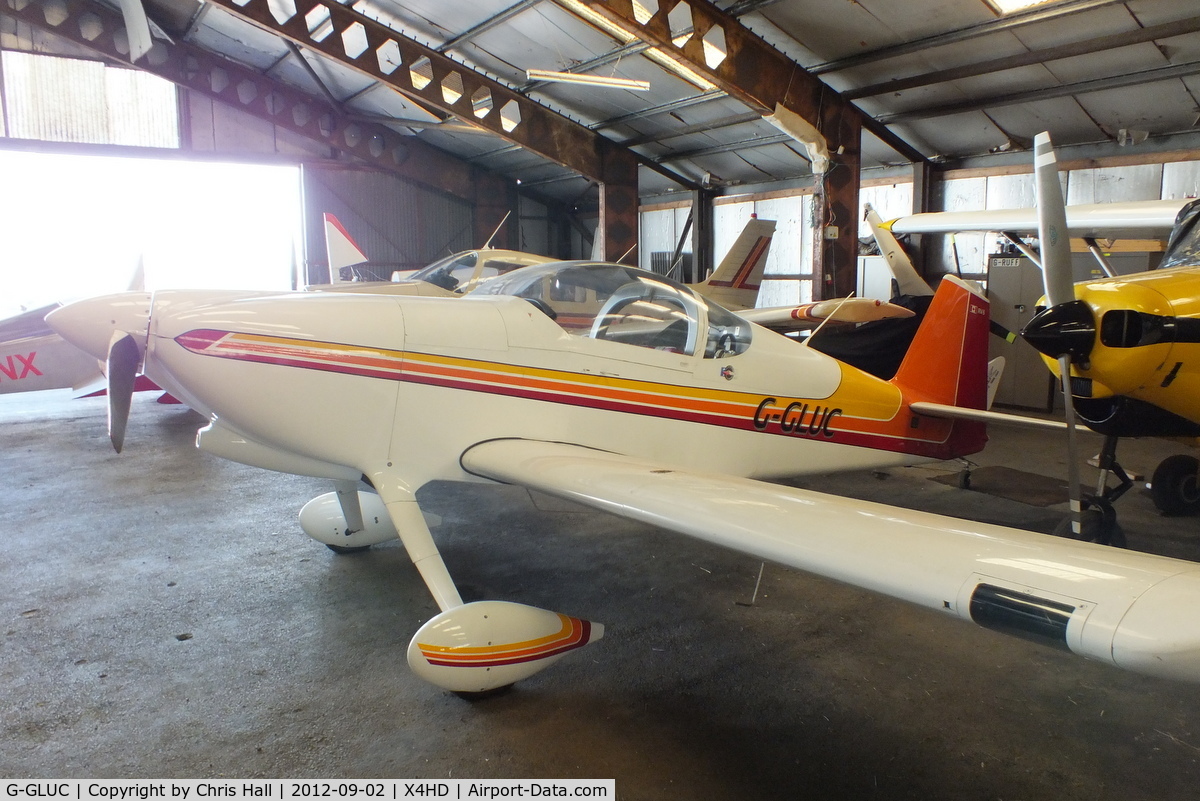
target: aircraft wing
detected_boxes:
[885,199,1189,239]
[741,298,915,331]
[462,438,1200,683]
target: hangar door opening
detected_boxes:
[0,149,302,317]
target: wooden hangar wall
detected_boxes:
[640,149,1200,307]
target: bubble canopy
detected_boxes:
[468,261,752,358]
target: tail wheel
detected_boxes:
[1150,455,1200,516]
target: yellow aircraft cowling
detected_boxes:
[1070,281,1176,399]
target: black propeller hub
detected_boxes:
[1021,300,1096,366]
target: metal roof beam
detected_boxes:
[202,0,637,188]
[1,0,502,204]
[570,0,923,164]
[617,111,761,146]
[570,0,877,297]
[592,89,726,130]
[655,133,793,162]
[845,16,1200,100]
[437,0,546,54]
[878,60,1200,124]
[810,0,1124,75]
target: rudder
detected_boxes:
[892,275,991,411]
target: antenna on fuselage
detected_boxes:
[800,293,858,346]
[481,211,512,250]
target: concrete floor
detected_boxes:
[3,390,1200,799]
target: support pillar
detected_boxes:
[690,190,715,284]
[815,113,861,300]
[598,153,639,262]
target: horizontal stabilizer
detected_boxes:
[909,401,1066,431]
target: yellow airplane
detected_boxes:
[885,137,1200,530]
[1022,193,1200,518]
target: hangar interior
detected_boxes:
[5,0,1200,797]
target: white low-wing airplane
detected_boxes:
[319,212,911,331]
[314,213,781,310]
[48,262,1200,692]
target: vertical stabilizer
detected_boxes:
[324,214,369,282]
[864,206,933,297]
[892,276,992,454]
[691,217,776,310]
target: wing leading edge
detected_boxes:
[461,438,1200,683]
[885,199,1188,239]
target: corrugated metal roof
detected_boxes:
[5,0,1199,204]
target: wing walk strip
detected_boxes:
[174,329,949,449]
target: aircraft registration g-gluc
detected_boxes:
[47,258,1200,693]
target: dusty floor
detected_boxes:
[3,390,1200,799]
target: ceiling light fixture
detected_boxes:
[985,0,1065,14]
[525,68,650,91]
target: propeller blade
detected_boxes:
[1033,131,1084,538]
[1057,355,1084,537]
[989,320,1017,343]
[1034,132,1075,308]
[107,332,141,453]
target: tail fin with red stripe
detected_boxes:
[690,216,776,310]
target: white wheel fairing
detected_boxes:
[407,601,604,693]
[299,490,398,548]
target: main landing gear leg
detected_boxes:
[382,494,464,612]
[327,479,371,554]
[370,479,604,695]
[1080,435,1130,548]
[955,458,976,490]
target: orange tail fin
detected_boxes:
[891,275,991,456]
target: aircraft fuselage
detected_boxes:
[144,288,975,490]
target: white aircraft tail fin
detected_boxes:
[324,214,369,282]
[690,216,776,310]
[865,205,934,297]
